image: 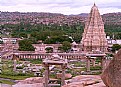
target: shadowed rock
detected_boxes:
[101,49,121,87]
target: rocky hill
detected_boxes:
[102,12,121,25]
[1,11,121,26]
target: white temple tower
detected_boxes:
[81,4,108,52]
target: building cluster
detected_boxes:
[0,38,80,54]
[0,37,121,55]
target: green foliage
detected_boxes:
[96,58,101,63]
[105,25,121,33]
[111,44,121,52]
[105,25,121,39]
[16,66,24,69]
[106,53,114,57]
[9,23,84,43]
[28,37,37,44]
[21,58,42,64]
[0,40,3,44]
[90,66,102,71]
[0,74,32,80]
[18,32,28,38]
[4,22,121,44]
[0,59,34,80]
[58,41,71,52]
[18,39,35,51]
[44,35,72,44]
[70,33,82,43]
[0,80,14,85]
[91,71,102,75]
[45,47,53,53]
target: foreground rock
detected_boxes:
[63,75,106,87]
[101,49,121,87]
[62,82,84,87]
[0,83,12,87]
[12,77,44,87]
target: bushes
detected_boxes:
[1,70,27,76]
[90,66,102,71]
[21,58,42,64]
[0,71,34,80]
[16,66,24,69]
[0,80,14,85]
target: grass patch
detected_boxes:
[90,66,102,71]
[0,80,14,85]
[0,74,31,80]
[0,59,35,80]
[21,58,42,64]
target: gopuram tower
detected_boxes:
[81,4,108,52]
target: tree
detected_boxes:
[111,44,121,52]
[18,39,35,51]
[28,37,37,44]
[45,47,53,53]
[58,41,71,52]
[44,35,72,44]
[19,32,27,38]
[0,40,3,44]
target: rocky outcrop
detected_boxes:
[63,75,106,87]
[101,49,121,87]
[62,82,84,87]
[13,77,44,87]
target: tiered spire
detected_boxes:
[81,4,107,52]
[93,3,96,6]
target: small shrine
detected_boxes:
[43,54,68,87]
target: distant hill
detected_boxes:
[1,12,121,26]
[78,13,88,17]
[79,12,121,26]
[77,12,121,26]
[102,12,121,25]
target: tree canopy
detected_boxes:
[58,41,72,52]
[18,39,35,51]
[111,44,121,52]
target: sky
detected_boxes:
[0,0,121,15]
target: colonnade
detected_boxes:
[14,53,107,72]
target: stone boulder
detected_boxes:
[101,49,121,87]
[17,77,44,84]
[63,75,106,87]
[56,73,72,79]
[13,77,44,87]
[13,83,44,87]
[62,82,84,87]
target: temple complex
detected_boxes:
[81,4,108,52]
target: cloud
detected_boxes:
[0,0,18,6]
[0,0,121,15]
